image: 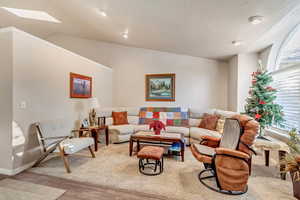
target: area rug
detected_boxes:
[0,178,65,200]
[29,144,295,200]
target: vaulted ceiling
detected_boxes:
[0,0,299,60]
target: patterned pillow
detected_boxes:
[139,107,189,127]
[112,111,129,125]
[199,113,220,130]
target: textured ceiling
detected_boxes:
[0,0,299,60]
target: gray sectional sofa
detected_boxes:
[96,107,238,144]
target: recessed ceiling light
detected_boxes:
[1,7,61,23]
[248,16,264,25]
[122,33,128,39]
[98,10,107,17]
[232,40,243,46]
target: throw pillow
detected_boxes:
[112,111,129,125]
[216,118,225,134]
[199,113,220,130]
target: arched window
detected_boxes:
[272,24,300,131]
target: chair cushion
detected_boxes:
[112,111,129,125]
[109,124,135,135]
[199,113,220,130]
[60,137,94,154]
[190,127,221,140]
[193,144,215,157]
[137,146,164,160]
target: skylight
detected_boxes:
[1,7,61,23]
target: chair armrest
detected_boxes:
[200,136,221,148]
[201,135,221,142]
[42,136,70,140]
[215,148,250,159]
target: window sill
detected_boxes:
[265,128,290,143]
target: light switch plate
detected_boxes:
[20,101,26,109]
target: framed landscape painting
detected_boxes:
[145,73,175,101]
[70,73,92,98]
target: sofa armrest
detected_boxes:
[200,135,221,148]
[215,147,250,159]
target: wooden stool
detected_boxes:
[137,146,164,176]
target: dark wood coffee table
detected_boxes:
[129,131,185,162]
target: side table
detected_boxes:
[253,136,289,180]
[78,126,109,151]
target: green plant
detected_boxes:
[281,129,300,182]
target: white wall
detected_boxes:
[237,53,258,112]
[47,35,229,110]
[228,56,238,111]
[227,53,258,112]
[0,28,113,174]
[0,29,13,172]
[259,46,272,70]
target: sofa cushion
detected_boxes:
[164,126,190,137]
[128,116,139,125]
[106,117,113,126]
[199,113,220,130]
[112,111,129,125]
[108,124,134,135]
[214,109,237,118]
[139,107,189,127]
[134,124,150,132]
[190,127,221,140]
[216,118,226,134]
[189,108,215,119]
[189,118,201,127]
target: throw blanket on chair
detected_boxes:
[139,107,189,127]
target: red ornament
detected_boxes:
[266,86,275,91]
[149,120,166,135]
[259,100,266,105]
[255,114,262,119]
[252,80,257,84]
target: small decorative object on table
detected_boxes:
[244,61,285,140]
[98,116,106,126]
[82,118,89,128]
[149,120,166,135]
[89,98,100,126]
[280,128,300,199]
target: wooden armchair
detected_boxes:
[33,120,95,173]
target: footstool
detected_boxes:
[137,146,164,176]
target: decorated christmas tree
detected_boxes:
[244,62,284,137]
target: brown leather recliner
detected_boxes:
[191,115,259,195]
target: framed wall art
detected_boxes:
[70,73,92,98]
[145,73,175,101]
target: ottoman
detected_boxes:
[137,146,164,176]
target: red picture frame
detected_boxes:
[70,73,92,98]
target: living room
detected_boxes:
[0,0,300,199]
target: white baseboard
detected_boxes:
[0,161,35,176]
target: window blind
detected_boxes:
[272,65,300,131]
